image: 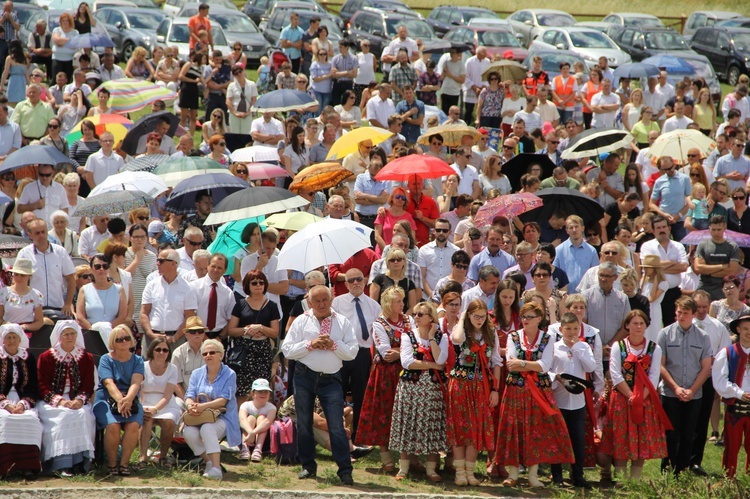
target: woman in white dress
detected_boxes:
[640,255,668,342]
[37,320,96,475]
[138,337,181,468]
[0,258,45,334]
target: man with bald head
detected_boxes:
[463,46,490,124]
[140,248,197,348]
[283,285,358,485]
[172,134,196,158]
[576,241,625,292]
[332,268,381,442]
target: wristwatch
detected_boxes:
[520,360,527,368]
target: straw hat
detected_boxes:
[640,254,661,268]
[10,258,34,275]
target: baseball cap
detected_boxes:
[148,220,164,237]
[251,379,272,392]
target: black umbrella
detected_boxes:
[519,187,604,227]
[203,186,309,226]
[501,154,556,192]
[561,127,633,160]
[164,173,250,215]
[28,324,109,365]
[120,111,180,156]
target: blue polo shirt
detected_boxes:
[353,172,389,216]
[279,24,305,60]
[468,248,516,282]
[553,238,599,292]
[394,98,425,144]
[650,171,692,216]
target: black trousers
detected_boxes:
[31,54,53,80]
[331,80,353,111]
[661,287,682,327]
[551,407,586,482]
[441,93,459,115]
[661,396,702,474]
[291,57,302,75]
[340,347,372,442]
[690,377,716,467]
[463,102,475,125]
[52,59,73,82]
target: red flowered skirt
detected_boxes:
[599,390,667,461]
[355,360,401,447]
[446,377,495,451]
[495,384,574,466]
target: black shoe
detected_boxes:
[351,446,374,459]
[573,478,593,489]
[690,465,708,477]
[551,474,565,486]
[340,473,354,485]
[298,469,317,480]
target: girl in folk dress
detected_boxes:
[356,286,413,472]
[496,302,574,488]
[600,310,670,480]
[389,302,448,482]
[640,255,668,342]
[447,299,502,486]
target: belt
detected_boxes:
[158,330,178,336]
[295,362,339,378]
[356,213,376,219]
[728,401,750,415]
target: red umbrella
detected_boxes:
[374,154,455,182]
[474,193,543,228]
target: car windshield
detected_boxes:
[126,12,164,30]
[537,13,575,27]
[535,53,588,74]
[465,10,497,22]
[625,17,664,28]
[644,31,689,49]
[170,23,227,45]
[733,33,750,51]
[16,8,37,26]
[478,30,522,47]
[128,0,158,7]
[386,19,435,40]
[569,31,616,48]
[212,13,259,33]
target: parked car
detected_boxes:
[340,0,420,27]
[426,6,499,37]
[718,18,750,29]
[691,26,750,85]
[530,27,631,69]
[163,0,237,17]
[467,17,515,33]
[609,26,696,61]
[601,12,664,28]
[574,21,617,34]
[95,7,166,60]
[175,5,270,63]
[92,0,136,9]
[155,16,232,61]
[507,9,576,47]
[522,49,590,80]
[443,26,527,61]
[261,8,343,50]
[642,53,722,103]
[13,3,43,34]
[683,11,741,41]
[241,0,326,25]
[348,8,440,57]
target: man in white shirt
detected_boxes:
[16,218,75,314]
[590,79,620,129]
[643,76,667,123]
[575,242,624,292]
[135,116,176,156]
[332,268,381,442]
[140,249,197,347]
[447,146,481,199]
[62,69,92,99]
[189,254,234,339]
[365,83,396,129]
[184,249,210,281]
[250,112,285,146]
[17,163,69,222]
[657,70,675,102]
[513,95,542,134]
[240,230,289,317]
[463,46,490,124]
[721,85,750,126]
[98,52,124,82]
[635,129,661,178]
[176,226,204,272]
[81,131,123,188]
[78,215,110,259]
[662,101,694,133]
[536,86,560,127]
[418,218,459,300]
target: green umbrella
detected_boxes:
[152,157,232,188]
[208,216,266,276]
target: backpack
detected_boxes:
[270,417,298,465]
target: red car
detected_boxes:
[443,26,529,61]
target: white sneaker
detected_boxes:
[205,460,213,471]
[202,467,223,480]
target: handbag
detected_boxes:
[225,298,267,372]
[108,393,139,416]
[181,393,226,426]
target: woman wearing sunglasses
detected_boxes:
[227,42,248,70]
[201,110,227,155]
[93,325,144,476]
[75,254,127,331]
[208,134,232,166]
[373,187,416,256]
[370,249,417,314]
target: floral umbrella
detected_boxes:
[680,229,750,248]
[289,163,351,193]
[474,193,543,228]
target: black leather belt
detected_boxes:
[357,213,376,220]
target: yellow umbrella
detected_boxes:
[289,162,352,193]
[417,124,482,148]
[325,127,393,161]
[265,212,322,231]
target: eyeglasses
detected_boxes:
[488,77,498,81]
[454,263,468,270]
[394,194,407,201]
[503,145,514,150]
[130,235,146,240]
[388,257,405,264]
[48,124,59,129]
[346,276,364,283]
[547,140,560,144]
[734,196,746,200]
[434,228,449,233]
[185,239,203,246]
[153,347,170,353]
[32,74,42,78]
[157,258,175,264]
[415,312,430,318]
[38,172,52,177]
[520,315,540,321]
[603,251,619,256]
[114,336,131,343]
[79,274,93,280]
[100,139,114,143]
[236,169,248,174]
[202,350,218,357]
[93,263,110,270]
[1,175,15,181]
[471,314,487,321]
[318,52,327,56]
[734,143,746,147]
[249,280,265,286]
[234,47,242,50]
[463,154,473,158]
[690,173,701,178]
[533,273,550,278]
[687,154,698,157]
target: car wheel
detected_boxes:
[122,42,135,61]
[728,65,741,86]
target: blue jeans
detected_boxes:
[294,362,352,477]
[313,91,331,116]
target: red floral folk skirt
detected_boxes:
[355,360,401,447]
[599,390,667,461]
[446,377,495,451]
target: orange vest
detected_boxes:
[524,70,548,96]
[554,75,576,108]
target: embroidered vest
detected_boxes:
[449,334,494,381]
[373,316,403,364]
[618,340,656,389]
[723,344,750,406]
[506,331,552,388]
[400,329,446,384]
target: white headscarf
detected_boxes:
[0,323,29,360]
[50,320,85,361]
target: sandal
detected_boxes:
[119,465,131,477]
[108,466,119,476]
[133,461,148,471]
[251,447,263,463]
[381,462,396,473]
[502,478,517,487]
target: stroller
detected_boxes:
[258,50,290,94]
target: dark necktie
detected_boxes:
[237,86,248,113]
[354,296,368,341]
[207,282,217,331]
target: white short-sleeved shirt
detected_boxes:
[251,117,284,137]
[141,275,197,332]
[18,180,69,223]
[447,163,479,196]
[85,149,124,187]
[15,242,75,309]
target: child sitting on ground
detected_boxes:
[239,379,277,463]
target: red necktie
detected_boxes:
[207,282,217,331]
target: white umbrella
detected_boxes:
[89,171,169,198]
[645,129,716,165]
[276,219,373,273]
[232,145,280,164]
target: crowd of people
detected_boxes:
[0,0,750,490]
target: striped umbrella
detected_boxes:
[66,114,133,146]
[89,78,176,114]
[121,154,171,173]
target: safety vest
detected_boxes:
[524,70,548,95]
[554,75,576,108]
[583,80,601,106]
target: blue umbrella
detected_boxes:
[208,217,266,276]
[641,55,694,74]
[0,145,72,174]
[612,62,660,86]
[164,173,250,215]
[251,89,318,113]
[66,32,115,49]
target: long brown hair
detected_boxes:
[493,279,519,330]
[462,299,495,349]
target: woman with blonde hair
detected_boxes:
[693,87,716,137]
[370,249,417,313]
[479,155,511,196]
[622,88,644,133]
[125,47,155,81]
[201,109,227,155]
[640,254,668,342]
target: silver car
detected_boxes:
[507,9,576,47]
[530,26,632,69]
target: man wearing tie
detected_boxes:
[332,268,382,442]
[190,254,234,339]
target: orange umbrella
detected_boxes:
[289,162,351,193]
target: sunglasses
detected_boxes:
[503,145,514,150]
[114,336,131,343]
[318,52,327,56]
[520,315,540,321]
[388,257,404,263]
[346,276,364,283]
[548,140,559,144]
[93,263,110,270]
[415,312,429,318]
[434,228,449,233]
[153,347,170,353]
[236,169,248,174]
[157,258,175,264]
[79,274,93,280]
[394,194,407,201]
[1,175,15,181]
[218,142,226,147]
[202,350,218,357]
[734,196,747,200]
[602,251,619,256]
[489,77,498,81]
[186,239,203,246]
[454,263,468,270]
[48,124,59,129]
[38,172,52,178]
[186,329,205,335]
[250,280,265,286]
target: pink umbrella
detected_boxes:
[474,193,543,228]
[244,162,288,181]
[681,229,750,248]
